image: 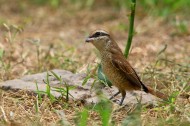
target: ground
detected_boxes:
[0,1,190,126]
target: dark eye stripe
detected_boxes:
[90,32,109,38]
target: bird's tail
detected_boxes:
[146,86,168,100]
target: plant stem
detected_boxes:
[124,0,136,58]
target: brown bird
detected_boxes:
[85,30,168,105]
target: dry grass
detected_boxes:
[0,0,190,125]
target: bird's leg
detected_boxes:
[119,91,126,106]
[109,91,120,100]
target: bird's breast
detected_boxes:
[101,53,134,90]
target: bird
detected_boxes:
[85,29,168,105]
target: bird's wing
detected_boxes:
[111,54,143,88]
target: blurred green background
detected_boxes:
[1,0,190,18]
[29,0,190,17]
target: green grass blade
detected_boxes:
[35,81,42,103]
[50,70,62,82]
[78,108,89,126]
[124,0,136,58]
[94,100,112,126]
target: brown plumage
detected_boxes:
[85,30,168,105]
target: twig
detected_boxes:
[0,106,8,122]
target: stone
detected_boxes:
[0,69,158,105]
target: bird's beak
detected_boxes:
[85,37,94,43]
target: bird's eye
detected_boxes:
[90,31,109,38]
[95,32,101,37]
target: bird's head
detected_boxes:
[85,30,111,51]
